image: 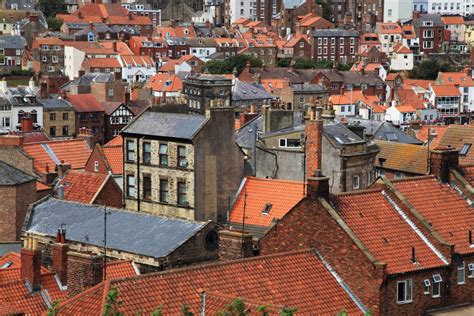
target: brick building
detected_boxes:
[0,161,36,241]
[311,29,359,64]
[32,37,65,74]
[413,13,446,55]
[0,35,25,75]
[66,94,105,144]
[122,106,244,223]
[85,136,123,187]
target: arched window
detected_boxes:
[30,110,37,123]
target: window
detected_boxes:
[62,125,68,136]
[341,106,345,112]
[388,9,392,16]
[177,145,187,168]
[42,56,47,62]
[318,38,322,45]
[52,56,58,63]
[397,279,412,304]
[159,144,168,166]
[394,172,404,179]
[126,140,135,161]
[331,37,335,45]
[143,175,152,200]
[352,175,360,190]
[127,175,135,197]
[50,113,56,121]
[63,113,68,120]
[340,38,344,45]
[457,262,465,285]
[460,143,471,156]
[423,279,431,295]
[47,66,54,72]
[108,88,114,97]
[262,203,272,215]
[94,161,99,172]
[143,142,151,164]
[279,138,301,148]
[159,179,169,203]
[178,181,187,205]
[468,263,474,278]
[350,37,355,45]
[50,126,56,136]
[432,274,442,298]
[323,38,328,45]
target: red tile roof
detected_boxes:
[105,136,123,147]
[105,260,138,279]
[333,189,447,274]
[59,170,108,204]
[23,139,92,174]
[431,84,461,97]
[229,177,305,229]
[36,181,51,192]
[413,125,448,148]
[438,124,474,165]
[86,57,121,69]
[403,79,434,90]
[393,42,412,54]
[22,131,49,144]
[437,72,474,87]
[441,16,464,25]
[378,22,402,34]
[67,94,104,113]
[108,15,152,25]
[102,145,122,175]
[56,250,365,315]
[393,176,474,254]
[145,73,183,92]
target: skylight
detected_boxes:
[460,143,471,156]
[1,261,12,268]
[385,133,398,142]
[262,203,272,215]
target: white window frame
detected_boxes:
[94,161,99,172]
[468,263,474,278]
[457,262,466,285]
[352,175,360,190]
[397,279,413,304]
[432,274,442,298]
[423,279,430,295]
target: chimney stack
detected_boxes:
[0,77,7,93]
[52,228,68,286]
[77,127,97,149]
[21,116,33,132]
[21,237,42,292]
[305,104,323,178]
[218,230,254,261]
[430,147,459,183]
[67,252,104,298]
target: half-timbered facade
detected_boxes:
[103,102,135,142]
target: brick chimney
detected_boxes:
[0,133,24,146]
[51,228,68,286]
[77,127,96,149]
[67,252,104,298]
[239,105,258,126]
[219,230,254,261]
[21,237,42,291]
[264,0,272,26]
[305,106,323,176]
[307,0,313,13]
[430,147,459,183]
[56,161,72,177]
[21,116,33,132]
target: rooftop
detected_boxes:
[374,140,428,174]
[58,170,109,204]
[438,124,474,165]
[0,161,35,186]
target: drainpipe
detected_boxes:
[136,136,141,212]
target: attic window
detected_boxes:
[460,143,471,156]
[165,80,172,86]
[261,203,272,215]
[385,133,398,142]
[1,261,12,268]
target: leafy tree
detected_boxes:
[151,305,164,316]
[409,58,456,80]
[316,0,334,22]
[46,17,63,31]
[47,301,60,316]
[181,304,194,316]
[201,55,262,75]
[277,59,292,67]
[280,307,298,316]
[103,288,124,316]
[257,305,269,316]
[37,0,67,18]
[217,298,250,316]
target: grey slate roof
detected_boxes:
[324,123,364,146]
[0,161,35,186]
[232,80,274,102]
[313,29,359,37]
[0,35,26,49]
[291,83,326,93]
[64,73,114,91]
[413,14,444,28]
[4,0,35,10]
[40,99,73,110]
[26,198,210,258]
[346,118,423,144]
[122,109,208,140]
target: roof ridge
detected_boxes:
[109,249,316,285]
[388,175,436,183]
[246,176,304,185]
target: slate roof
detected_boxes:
[331,189,448,274]
[438,124,474,165]
[374,140,428,174]
[313,29,359,37]
[122,109,208,140]
[229,177,305,236]
[0,35,26,49]
[346,119,423,144]
[393,176,474,254]
[232,80,273,102]
[40,99,73,110]
[413,14,444,29]
[324,123,364,146]
[0,161,35,186]
[55,249,366,315]
[26,198,210,259]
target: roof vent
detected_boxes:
[261,203,272,215]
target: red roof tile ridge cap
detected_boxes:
[107,249,317,285]
[246,176,304,185]
[106,260,132,266]
[332,187,383,197]
[0,252,20,260]
[98,280,111,316]
[89,174,111,204]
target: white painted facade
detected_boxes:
[120,56,156,84]
[64,46,86,80]
[390,51,414,71]
[190,46,217,62]
[384,0,414,22]
[385,105,416,125]
[427,0,464,15]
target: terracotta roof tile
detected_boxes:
[413,125,448,148]
[437,72,474,87]
[105,136,123,147]
[431,84,461,97]
[441,16,464,25]
[378,22,402,34]
[36,181,51,192]
[393,176,474,254]
[23,139,92,174]
[105,261,138,279]
[145,73,183,92]
[403,79,434,90]
[108,15,152,25]
[102,145,122,175]
[229,177,305,230]
[438,124,474,165]
[86,57,121,68]
[56,250,364,315]
[59,170,108,204]
[67,94,104,112]
[332,189,447,274]
[374,140,428,174]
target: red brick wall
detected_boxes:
[94,178,123,209]
[20,248,42,290]
[259,198,384,313]
[448,253,474,306]
[52,243,69,285]
[305,119,323,175]
[67,252,104,298]
[85,146,109,175]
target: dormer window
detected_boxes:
[423,21,433,27]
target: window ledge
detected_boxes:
[396,300,413,305]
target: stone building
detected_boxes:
[122,106,244,223]
[0,161,36,242]
[40,99,76,138]
[183,73,233,115]
[24,197,220,271]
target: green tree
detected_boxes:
[409,58,456,80]
[103,288,124,316]
[47,301,60,316]
[46,17,63,31]
[181,304,194,316]
[151,305,163,316]
[277,59,292,67]
[280,307,298,316]
[217,298,250,316]
[37,0,67,18]
[201,55,262,75]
